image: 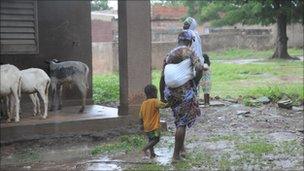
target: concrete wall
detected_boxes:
[91,20,113,42]
[201,33,273,51]
[92,23,303,74]
[0,1,93,106]
[92,33,274,73]
[285,23,303,48]
[92,42,114,74]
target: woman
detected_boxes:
[183,17,204,65]
[159,30,203,161]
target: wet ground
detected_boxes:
[1,100,303,170]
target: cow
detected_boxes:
[46,59,89,113]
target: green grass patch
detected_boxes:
[174,152,213,170]
[208,48,303,60]
[91,134,146,156]
[15,148,40,163]
[132,163,169,171]
[236,139,275,156]
[244,84,304,105]
[275,140,304,156]
[93,73,119,103]
[93,52,303,105]
[209,61,303,103]
[219,153,232,171]
[207,134,240,142]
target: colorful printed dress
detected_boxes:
[162,46,202,128]
[201,66,211,94]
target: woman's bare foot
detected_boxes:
[180,148,186,158]
[172,155,181,163]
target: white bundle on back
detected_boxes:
[164,58,194,88]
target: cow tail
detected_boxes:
[85,65,89,91]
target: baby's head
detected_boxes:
[144,84,158,99]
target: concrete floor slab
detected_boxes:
[0,105,133,144]
[1,105,118,127]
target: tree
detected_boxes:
[91,0,110,11]
[184,0,303,59]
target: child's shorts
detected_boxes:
[146,129,160,141]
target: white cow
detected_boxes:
[0,64,21,122]
[21,68,50,119]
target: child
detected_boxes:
[201,54,211,106]
[139,84,167,159]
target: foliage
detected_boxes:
[182,0,303,26]
[183,0,303,58]
[91,0,110,11]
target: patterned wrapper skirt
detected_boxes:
[164,81,201,128]
[201,68,211,94]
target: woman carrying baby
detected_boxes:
[159,30,203,161]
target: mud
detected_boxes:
[1,101,303,170]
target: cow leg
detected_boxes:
[35,93,41,115]
[58,85,63,110]
[6,95,12,122]
[12,89,20,122]
[76,82,87,113]
[29,94,38,116]
[37,88,48,119]
[50,85,57,111]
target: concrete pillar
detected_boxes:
[118,0,151,116]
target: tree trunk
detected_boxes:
[272,13,293,59]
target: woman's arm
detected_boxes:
[191,52,204,85]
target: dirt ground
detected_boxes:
[1,100,303,170]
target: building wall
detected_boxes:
[91,20,113,42]
[92,42,114,74]
[0,1,93,107]
[151,5,187,20]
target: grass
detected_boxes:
[207,134,240,142]
[208,48,303,60]
[275,140,304,156]
[236,139,275,156]
[173,151,213,170]
[93,73,119,103]
[91,134,146,156]
[15,148,40,163]
[133,163,169,171]
[93,48,303,105]
[219,153,232,171]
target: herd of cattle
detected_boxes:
[0,60,89,123]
